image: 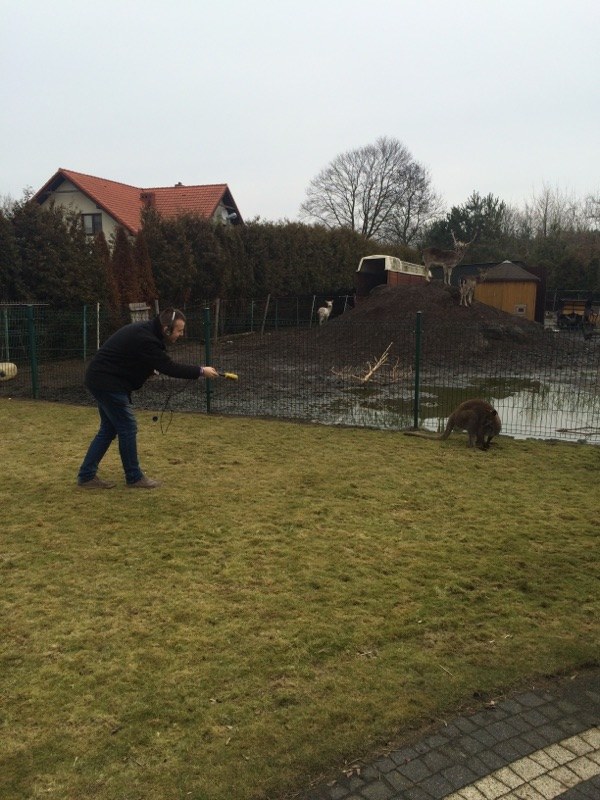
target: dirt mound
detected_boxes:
[346,282,540,332]
[311,282,587,370]
[205,282,593,388]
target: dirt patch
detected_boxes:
[5,283,597,439]
[345,282,543,335]
[209,283,592,378]
[316,283,567,369]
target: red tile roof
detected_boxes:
[32,169,242,234]
[147,184,229,219]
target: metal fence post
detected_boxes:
[2,307,9,361]
[82,304,87,361]
[203,306,213,413]
[413,311,422,429]
[26,305,39,399]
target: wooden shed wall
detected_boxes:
[474,282,537,321]
[387,272,428,286]
[355,269,427,299]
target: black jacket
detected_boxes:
[85,317,201,393]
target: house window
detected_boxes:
[82,213,102,235]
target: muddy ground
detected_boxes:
[202,282,597,381]
[142,283,599,434]
[4,283,599,437]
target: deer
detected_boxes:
[317,300,333,325]
[422,231,476,286]
[459,277,477,306]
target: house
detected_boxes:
[31,168,243,241]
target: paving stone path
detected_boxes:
[299,669,600,800]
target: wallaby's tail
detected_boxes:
[403,430,442,441]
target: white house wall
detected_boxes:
[39,180,120,240]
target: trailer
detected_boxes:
[556,298,599,337]
[355,255,430,300]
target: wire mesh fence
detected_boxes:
[2,301,599,444]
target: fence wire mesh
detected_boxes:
[1,302,599,445]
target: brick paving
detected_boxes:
[298,669,600,800]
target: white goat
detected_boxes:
[317,300,333,325]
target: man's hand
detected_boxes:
[202,366,219,379]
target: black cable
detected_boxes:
[152,372,238,434]
[153,378,197,434]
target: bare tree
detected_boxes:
[584,192,600,229]
[301,137,441,242]
[380,161,444,245]
[522,183,585,237]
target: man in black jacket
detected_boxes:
[77,308,218,489]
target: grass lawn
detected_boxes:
[1,398,598,799]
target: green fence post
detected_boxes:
[413,311,422,429]
[82,304,87,361]
[203,306,213,413]
[2,308,9,361]
[26,305,39,399]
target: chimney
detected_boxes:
[140,191,155,207]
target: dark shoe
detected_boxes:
[77,476,116,489]
[127,476,161,489]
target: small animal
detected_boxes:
[422,231,476,285]
[317,300,333,325]
[404,399,501,450]
[459,277,477,307]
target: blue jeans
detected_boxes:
[78,390,144,484]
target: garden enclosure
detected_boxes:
[1,290,599,445]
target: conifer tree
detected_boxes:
[133,230,158,307]
[0,210,24,300]
[64,210,107,303]
[110,227,140,305]
[94,230,122,322]
[11,199,88,304]
[141,209,196,305]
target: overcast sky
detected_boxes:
[1,0,598,222]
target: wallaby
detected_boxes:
[404,399,501,450]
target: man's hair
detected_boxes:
[159,307,186,333]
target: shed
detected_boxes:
[356,255,430,300]
[475,261,540,322]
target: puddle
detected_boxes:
[416,379,600,444]
[321,377,600,444]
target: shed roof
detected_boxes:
[481,261,540,283]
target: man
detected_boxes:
[77,308,218,489]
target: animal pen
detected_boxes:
[355,255,430,300]
[2,290,600,445]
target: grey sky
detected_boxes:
[1,0,598,222]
